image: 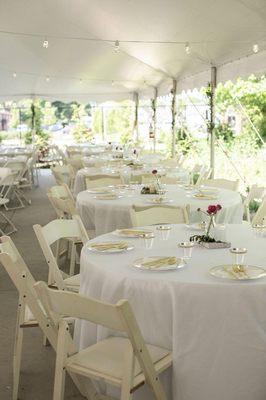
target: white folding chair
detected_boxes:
[35,281,172,400]
[33,216,89,289]
[243,185,266,223]
[47,184,76,219]
[67,156,84,174]
[201,178,239,191]
[85,174,122,189]
[252,197,266,226]
[0,169,25,210]
[51,165,75,191]
[0,236,75,400]
[130,204,189,226]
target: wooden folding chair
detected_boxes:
[35,281,172,400]
[201,178,239,191]
[0,236,83,400]
[33,216,89,290]
[130,204,189,226]
[85,174,122,189]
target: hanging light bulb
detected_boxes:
[111,80,115,86]
[46,76,50,82]
[43,39,49,49]
[13,72,17,78]
[79,78,83,84]
[253,43,259,53]
[185,42,191,55]
[114,40,120,53]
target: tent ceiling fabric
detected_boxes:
[0,0,266,101]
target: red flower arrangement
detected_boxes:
[191,204,223,243]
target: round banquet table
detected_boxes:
[74,168,190,196]
[75,224,266,400]
[76,184,243,235]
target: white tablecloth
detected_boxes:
[76,185,243,235]
[76,224,266,400]
[74,167,190,196]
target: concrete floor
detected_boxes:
[0,169,84,399]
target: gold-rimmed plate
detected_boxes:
[133,256,186,271]
[209,264,266,280]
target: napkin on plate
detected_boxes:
[90,241,128,251]
[142,256,177,269]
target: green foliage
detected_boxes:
[72,123,93,143]
[214,123,234,144]
[215,75,266,145]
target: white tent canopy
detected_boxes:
[0,0,266,102]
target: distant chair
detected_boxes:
[130,204,189,226]
[243,185,266,223]
[51,164,75,190]
[201,178,239,191]
[35,280,172,400]
[85,174,122,189]
[47,184,95,238]
[33,216,89,289]
[67,156,84,174]
[252,197,266,226]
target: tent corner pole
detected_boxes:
[133,92,139,143]
[210,66,217,178]
[171,79,177,158]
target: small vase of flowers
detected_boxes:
[152,169,163,193]
[190,204,231,248]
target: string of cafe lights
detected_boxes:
[0,28,263,55]
[8,67,155,88]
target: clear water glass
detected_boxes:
[230,247,247,265]
[178,242,195,259]
[156,225,172,240]
[139,233,154,249]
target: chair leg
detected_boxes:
[12,303,24,400]
[69,242,76,276]
[0,211,17,235]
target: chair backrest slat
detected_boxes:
[130,204,189,226]
[35,282,126,331]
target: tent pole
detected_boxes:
[171,80,177,158]
[209,66,217,178]
[101,106,105,140]
[133,92,139,142]
[151,88,158,153]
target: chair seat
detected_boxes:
[64,273,80,290]
[66,336,171,387]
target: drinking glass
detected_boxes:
[230,247,247,265]
[139,233,155,249]
[156,225,171,240]
[178,242,195,259]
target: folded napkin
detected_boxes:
[194,193,216,200]
[118,229,153,236]
[96,194,118,200]
[90,241,128,251]
[224,265,249,279]
[142,256,177,269]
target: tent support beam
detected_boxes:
[133,92,139,142]
[209,66,217,178]
[151,88,158,153]
[171,80,177,158]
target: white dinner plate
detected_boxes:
[193,193,218,200]
[133,256,186,271]
[209,264,266,280]
[87,241,134,253]
[113,229,154,238]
